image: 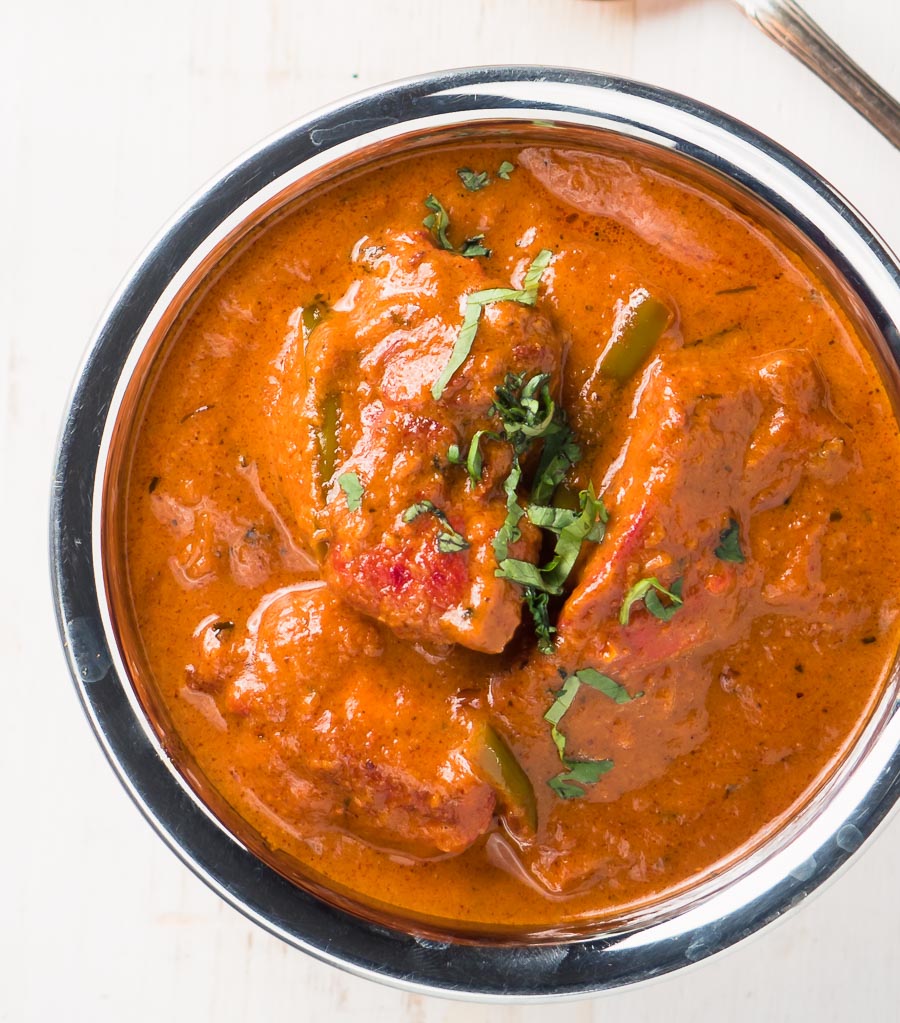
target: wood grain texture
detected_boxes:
[2,0,898,1019]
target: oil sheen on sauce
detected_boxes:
[118,141,900,933]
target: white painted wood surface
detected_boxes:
[3,0,899,1019]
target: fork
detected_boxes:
[736,0,899,148]
[592,0,900,148]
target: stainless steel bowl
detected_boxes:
[51,66,900,1000]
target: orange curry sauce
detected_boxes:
[118,142,900,934]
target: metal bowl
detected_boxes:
[51,66,900,1000]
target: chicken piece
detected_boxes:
[557,347,854,665]
[191,583,497,858]
[266,232,565,653]
[518,146,719,268]
[489,348,856,894]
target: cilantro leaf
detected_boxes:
[497,160,515,180]
[525,589,555,655]
[403,500,470,554]
[476,372,598,652]
[495,557,554,592]
[467,286,533,304]
[714,517,745,563]
[548,775,587,799]
[423,197,491,258]
[459,235,491,259]
[492,459,524,563]
[402,501,435,523]
[499,487,605,595]
[544,674,581,729]
[549,759,615,799]
[539,487,606,593]
[491,372,555,452]
[548,722,567,761]
[463,429,489,483]
[436,531,470,554]
[619,576,684,625]
[543,668,638,761]
[423,194,453,251]
[542,668,639,798]
[644,582,683,621]
[449,431,495,484]
[526,505,579,533]
[431,300,483,400]
[338,472,364,511]
[574,667,641,704]
[431,252,553,400]
[457,167,490,191]
[521,249,553,299]
[488,371,579,505]
[493,455,568,650]
[531,428,581,505]
[564,759,615,784]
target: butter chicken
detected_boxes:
[118,141,900,932]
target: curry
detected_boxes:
[118,139,900,934]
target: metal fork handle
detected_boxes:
[740,0,900,149]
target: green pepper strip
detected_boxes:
[599,289,670,381]
[319,394,340,488]
[479,724,537,831]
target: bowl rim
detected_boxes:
[50,65,900,1001]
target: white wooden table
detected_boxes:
[3,1,899,1019]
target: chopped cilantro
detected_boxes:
[526,505,580,533]
[431,300,484,401]
[464,430,488,482]
[449,428,494,484]
[459,235,491,259]
[491,372,556,454]
[537,487,606,593]
[714,517,745,563]
[542,668,639,798]
[338,472,364,511]
[402,500,470,554]
[446,371,594,652]
[644,579,683,620]
[494,558,549,591]
[492,459,524,563]
[489,371,580,506]
[525,589,555,655]
[436,531,470,554]
[497,160,515,180]
[457,167,490,191]
[424,196,491,258]
[521,248,553,298]
[402,501,434,522]
[532,429,582,506]
[422,194,453,250]
[620,576,684,626]
[575,666,642,704]
[431,250,553,400]
[549,759,614,799]
[544,670,638,754]
[496,487,606,595]
[544,674,581,733]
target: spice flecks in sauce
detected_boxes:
[120,142,900,931]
